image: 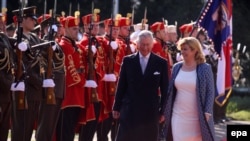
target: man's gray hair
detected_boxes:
[137,30,154,43]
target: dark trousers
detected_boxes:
[0,102,11,141]
[11,100,40,141]
[56,107,81,141]
[79,102,101,141]
[214,100,229,122]
[158,122,166,141]
[36,98,62,141]
[97,113,117,141]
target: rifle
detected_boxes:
[107,0,116,96]
[69,2,72,16]
[141,7,147,30]
[15,0,27,110]
[31,41,55,49]
[87,2,99,103]
[45,0,57,105]
[125,11,133,55]
[40,0,47,38]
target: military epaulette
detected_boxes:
[30,32,39,38]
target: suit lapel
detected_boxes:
[133,53,144,76]
[143,53,156,76]
[133,52,156,78]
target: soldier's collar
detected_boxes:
[105,35,115,41]
[23,33,31,40]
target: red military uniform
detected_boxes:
[77,34,97,124]
[116,17,137,76]
[56,16,89,141]
[79,13,107,123]
[151,22,173,78]
[94,18,121,141]
[152,40,172,78]
[94,18,121,121]
[93,35,108,122]
[179,22,198,38]
[95,35,118,120]
[60,36,86,110]
[116,38,137,76]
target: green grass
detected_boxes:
[227,110,250,121]
[226,96,250,121]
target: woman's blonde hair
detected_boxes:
[177,37,206,64]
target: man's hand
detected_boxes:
[112,110,120,119]
[159,115,165,123]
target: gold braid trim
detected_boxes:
[53,52,65,71]
[0,48,10,71]
[67,54,81,87]
[27,53,39,68]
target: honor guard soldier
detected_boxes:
[166,25,181,63]
[0,29,15,141]
[179,22,199,38]
[115,16,137,85]
[36,14,51,39]
[6,23,16,37]
[56,16,89,141]
[130,23,149,42]
[77,12,100,141]
[167,25,178,45]
[11,6,52,141]
[35,13,66,141]
[95,17,120,141]
[39,14,65,42]
[150,22,172,77]
[117,16,136,56]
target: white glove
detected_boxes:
[42,79,55,88]
[52,44,57,51]
[84,80,98,88]
[213,53,219,60]
[130,44,136,53]
[48,24,58,32]
[176,53,183,62]
[110,41,118,50]
[11,82,25,91]
[91,45,97,54]
[102,74,117,82]
[203,48,210,56]
[18,42,28,51]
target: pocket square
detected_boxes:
[153,71,160,75]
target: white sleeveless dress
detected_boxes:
[171,69,202,141]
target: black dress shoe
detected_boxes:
[221,117,231,122]
[214,120,221,124]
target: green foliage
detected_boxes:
[227,96,250,113]
[227,110,250,121]
[226,96,250,120]
[3,0,250,85]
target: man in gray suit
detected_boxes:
[112,30,169,141]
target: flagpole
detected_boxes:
[188,0,209,37]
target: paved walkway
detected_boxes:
[214,120,250,141]
[7,120,250,141]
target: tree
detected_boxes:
[3,0,250,85]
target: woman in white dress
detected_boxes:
[164,37,215,141]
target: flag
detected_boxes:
[198,0,233,106]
